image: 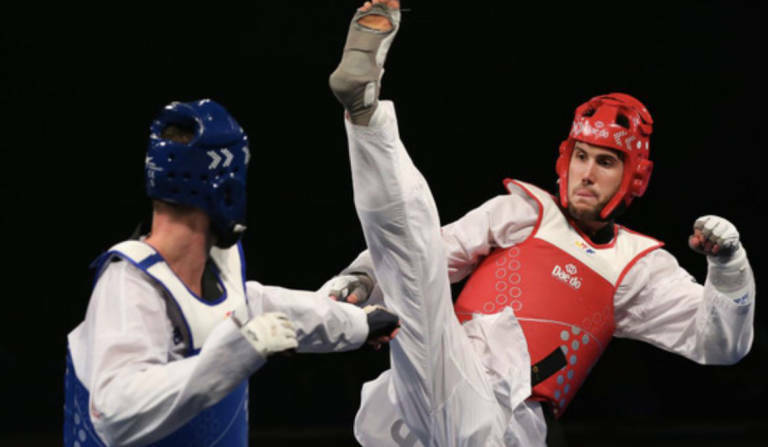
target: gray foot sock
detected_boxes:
[329,3,401,126]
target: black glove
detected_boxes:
[364,305,399,341]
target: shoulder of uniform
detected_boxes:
[504,179,556,204]
[616,224,664,246]
[90,240,162,283]
[105,240,157,261]
[94,255,160,295]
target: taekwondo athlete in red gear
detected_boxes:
[452,92,754,416]
[332,2,556,445]
[328,2,756,445]
[64,99,397,446]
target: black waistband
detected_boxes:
[531,346,568,386]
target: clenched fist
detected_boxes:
[688,215,741,261]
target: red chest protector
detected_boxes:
[454,180,662,416]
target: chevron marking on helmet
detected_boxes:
[572,121,583,136]
[625,136,636,151]
[613,130,627,147]
[207,150,222,169]
[145,156,163,172]
[221,149,234,167]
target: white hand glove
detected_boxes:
[688,215,741,261]
[324,273,373,304]
[239,312,298,358]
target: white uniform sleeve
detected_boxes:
[342,191,538,287]
[69,261,265,446]
[247,280,369,353]
[441,193,538,283]
[614,247,755,365]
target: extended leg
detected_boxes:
[345,101,507,445]
[332,3,508,445]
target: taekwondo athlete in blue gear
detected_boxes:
[65,99,394,446]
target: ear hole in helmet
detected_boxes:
[615,114,630,128]
[582,108,596,118]
[160,123,196,144]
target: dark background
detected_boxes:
[2,1,766,445]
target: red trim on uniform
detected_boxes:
[504,179,544,243]
[617,224,664,245]
[615,241,665,289]
[613,225,664,289]
[568,218,619,249]
[506,178,621,250]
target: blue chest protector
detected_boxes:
[64,241,250,446]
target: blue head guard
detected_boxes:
[146,99,250,248]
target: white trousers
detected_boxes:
[347,102,546,447]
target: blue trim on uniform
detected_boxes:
[137,253,164,270]
[89,251,117,289]
[237,241,248,307]
[94,242,232,309]
[89,251,111,272]
[96,249,198,355]
[134,242,229,308]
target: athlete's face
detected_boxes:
[567,142,624,222]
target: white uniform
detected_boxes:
[345,101,755,446]
[67,241,369,446]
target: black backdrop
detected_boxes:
[2,2,766,445]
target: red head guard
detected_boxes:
[556,93,654,219]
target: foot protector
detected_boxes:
[329,3,401,125]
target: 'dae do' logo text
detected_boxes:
[552,263,582,289]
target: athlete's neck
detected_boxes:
[145,204,212,296]
[574,218,609,237]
